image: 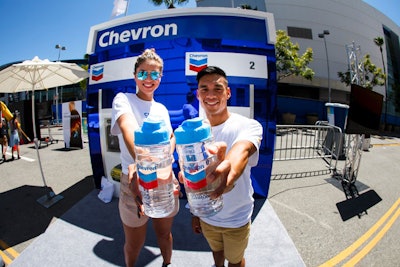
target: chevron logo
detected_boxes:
[91,65,104,81]
[189,55,208,73]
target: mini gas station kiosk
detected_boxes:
[86,7,277,197]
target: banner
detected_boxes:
[63,101,83,149]
[111,0,128,18]
[185,52,268,78]
[89,57,136,85]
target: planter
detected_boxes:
[282,112,296,124]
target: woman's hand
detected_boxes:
[128,164,144,217]
[172,172,183,198]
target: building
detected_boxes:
[197,0,400,126]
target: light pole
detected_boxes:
[55,44,66,125]
[319,30,331,103]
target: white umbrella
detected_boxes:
[0,56,89,207]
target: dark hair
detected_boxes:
[196,66,227,82]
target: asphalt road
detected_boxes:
[269,132,400,266]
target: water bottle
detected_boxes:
[174,117,223,217]
[134,118,175,218]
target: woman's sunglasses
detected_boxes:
[136,71,161,81]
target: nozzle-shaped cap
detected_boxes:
[174,117,212,145]
[134,118,169,145]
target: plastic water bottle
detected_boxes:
[174,117,223,217]
[134,118,175,218]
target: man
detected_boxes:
[192,66,263,267]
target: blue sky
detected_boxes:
[0,0,398,66]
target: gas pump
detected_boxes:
[86,7,277,197]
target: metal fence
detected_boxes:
[271,123,343,179]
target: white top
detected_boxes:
[201,113,263,228]
[111,92,172,175]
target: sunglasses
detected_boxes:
[136,70,161,81]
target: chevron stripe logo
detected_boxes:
[91,65,104,81]
[189,56,208,72]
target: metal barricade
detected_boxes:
[272,123,342,179]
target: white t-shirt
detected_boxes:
[201,113,263,228]
[110,93,172,175]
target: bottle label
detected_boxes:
[184,174,207,190]
[137,163,158,189]
[181,151,216,190]
[183,165,207,190]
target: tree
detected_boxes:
[79,54,89,100]
[374,37,386,77]
[148,0,190,9]
[374,36,388,124]
[337,54,386,90]
[275,30,314,81]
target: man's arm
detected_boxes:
[225,140,257,187]
[209,140,257,199]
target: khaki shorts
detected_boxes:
[200,220,251,264]
[119,173,179,228]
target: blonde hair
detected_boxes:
[134,48,164,74]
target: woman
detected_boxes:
[110,48,178,267]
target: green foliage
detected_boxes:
[275,30,314,81]
[364,54,386,89]
[337,54,386,90]
[79,54,89,99]
[149,0,189,8]
[373,37,384,53]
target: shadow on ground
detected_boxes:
[0,176,95,247]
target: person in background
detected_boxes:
[1,118,9,161]
[182,91,199,119]
[8,112,21,160]
[111,48,178,267]
[192,66,263,267]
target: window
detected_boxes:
[287,27,313,39]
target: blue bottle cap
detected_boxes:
[134,118,169,145]
[174,117,212,145]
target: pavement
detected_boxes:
[0,126,399,266]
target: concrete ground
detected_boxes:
[0,126,399,266]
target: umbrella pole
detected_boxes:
[31,88,63,208]
[31,91,47,187]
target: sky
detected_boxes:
[0,0,398,66]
